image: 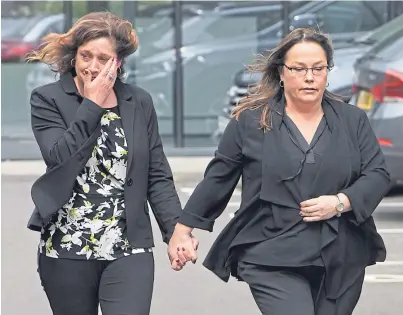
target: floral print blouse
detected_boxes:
[39,106,151,260]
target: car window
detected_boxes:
[1,16,41,39]
[46,19,64,35]
[256,2,310,32]
[376,35,403,61]
[365,15,403,43]
[256,10,282,31]
[289,1,311,11]
[359,1,387,30]
[202,15,257,40]
[316,1,384,34]
[24,15,64,42]
[158,5,296,47]
[156,15,208,47]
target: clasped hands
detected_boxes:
[168,223,199,271]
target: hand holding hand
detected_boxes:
[168,224,199,271]
[300,195,339,222]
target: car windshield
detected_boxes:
[155,6,287,48]
[1,16,41,39]
[355,15,403,44]
[375,34,403,61]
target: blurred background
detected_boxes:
[2,3,403,314]
[1,1,403,165]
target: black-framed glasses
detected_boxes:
[282,64,330,76]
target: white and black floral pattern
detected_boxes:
[39,107,151,260]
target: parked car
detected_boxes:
[350,31,403,187]
[131,1,394,136]
[134,2,221,57]
[213,13,403,143]
[151,1,309,53]
[1,14,64,62]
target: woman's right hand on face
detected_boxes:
[83,57,118,108]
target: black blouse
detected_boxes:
[237,110,331,267]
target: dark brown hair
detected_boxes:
[233,28,343,130]
[26,11,138,79]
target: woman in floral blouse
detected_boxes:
[27,11,197,315]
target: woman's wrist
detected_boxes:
[174,222,194,235]
[337,193,352,212]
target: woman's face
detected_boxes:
[280,42,329,106]
[75,37,120,83]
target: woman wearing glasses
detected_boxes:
[168,28,391,315]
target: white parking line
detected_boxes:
[377,229,403,234]
[364,274,403,283]
[180,188,195,194]
[378,202,403,207]
[180,187,242,196]
[376,261,403,266]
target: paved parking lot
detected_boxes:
[2,172,403,315]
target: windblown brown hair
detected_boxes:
[26,11,139,80]
[232,28,343,130]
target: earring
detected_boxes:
[117,67,122,75]
[279,80,284,87]
[70,57,76,67]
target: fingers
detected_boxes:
[83,69,92,85]
[176,247,188,265]
[301,210,321,217]
[168,251,185,271]
[303,215,322,222]
[168,233,199,272]
[175,244,198,265]
[183,245,198,263]
[171,259,184,271]
[101,57,114,78]
[302,211,333,222]
[191,236,199,251]
[107,58,118,81]
[300,205,319,214]
[300,198,318,208]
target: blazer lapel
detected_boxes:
[59,72,82,122]
[114,79,135,175]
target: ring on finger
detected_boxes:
[108,74,114,80]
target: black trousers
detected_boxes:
[237,261,364,315]
[38,252,154,315]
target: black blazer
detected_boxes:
[178,94,391,299]
[27,72,182,248]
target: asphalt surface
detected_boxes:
[2,173,403,315]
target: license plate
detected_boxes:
[356,90,374,111]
